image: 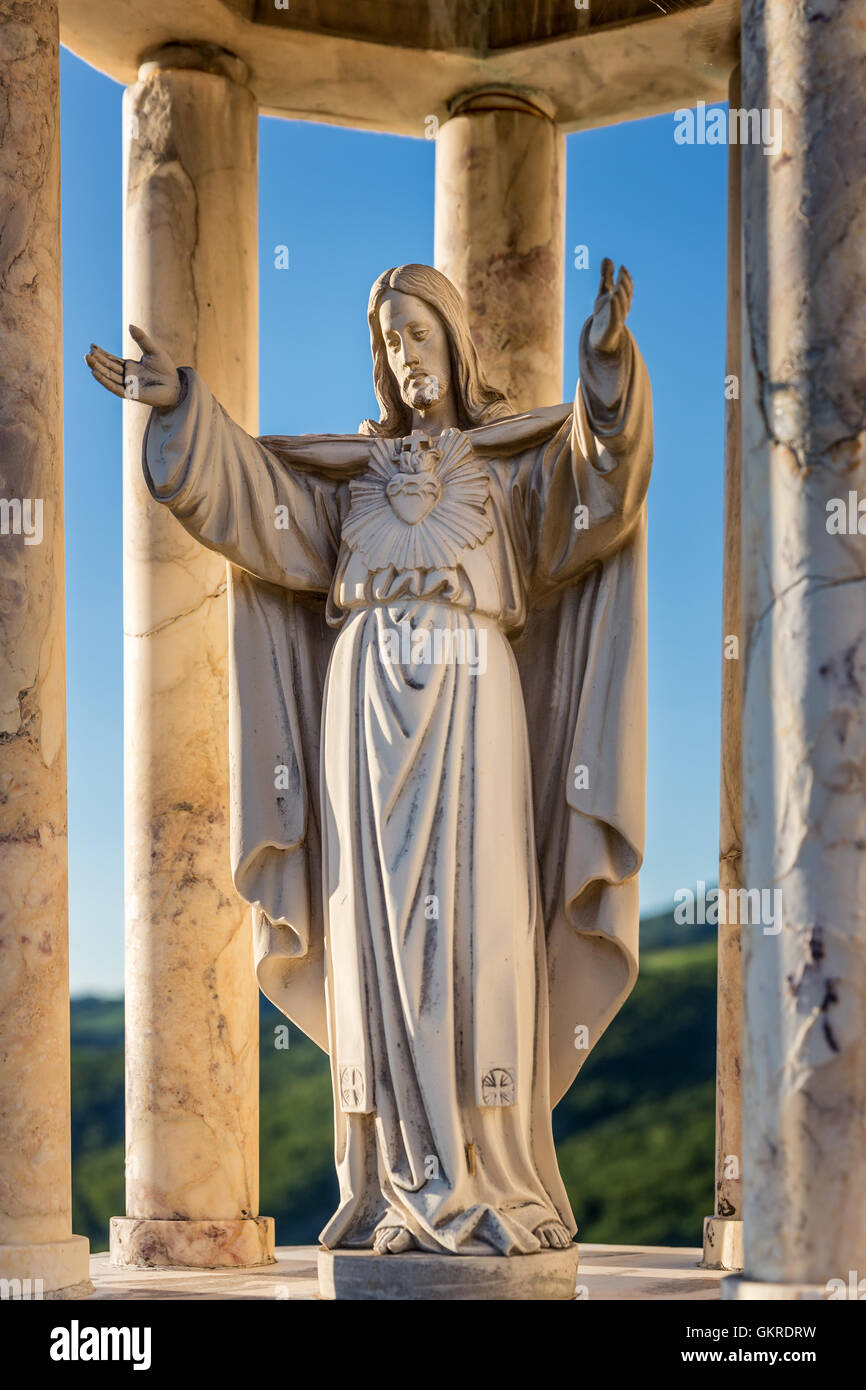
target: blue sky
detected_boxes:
[60,48,728,994]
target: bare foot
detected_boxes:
[535,1221,572,1250]
[373,1225,416,1254]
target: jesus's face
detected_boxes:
[379,290,452,417]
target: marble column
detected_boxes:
[725,1,866,1298]
[702,62,744,1275]
[434,89,565,412]
[109,44,273,1269]
[0,0,91,1297]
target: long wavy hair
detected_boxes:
[360,264,512,437]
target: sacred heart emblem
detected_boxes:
[344,428,493,572]
[385,470,442,525]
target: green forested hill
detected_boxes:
[71,913,718,1252]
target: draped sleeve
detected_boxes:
[516,323,652,594]
[143,367,343,593]
[142,366,351,1049]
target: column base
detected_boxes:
[318,1244,580,1300]
[723,1274,829,1300]
[110,1216,275,1269]
[0,1235,92,1297]
[700,1215,743,1271]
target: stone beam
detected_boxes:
[59,0,739,138]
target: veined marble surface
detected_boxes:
[86,1245,722,1302]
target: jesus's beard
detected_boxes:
[403,373,442,410]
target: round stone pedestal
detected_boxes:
[110,1216,275,1269]
[318,1245,580,1300]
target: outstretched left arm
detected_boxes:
[522,258,653,592]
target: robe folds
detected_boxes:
[142,324,653,1254]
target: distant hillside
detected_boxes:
[71,901,717,1252]
[638,898,718,952]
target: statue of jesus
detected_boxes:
[87,259,652,1259]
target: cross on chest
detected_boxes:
[399,430,437,473]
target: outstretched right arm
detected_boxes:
[86,329,342,592]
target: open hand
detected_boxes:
[588,258,632,355]
[85,325,181,407]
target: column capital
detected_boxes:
[445,86,556,123]
[137,41,248,86]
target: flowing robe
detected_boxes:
[142,324,653,1254]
